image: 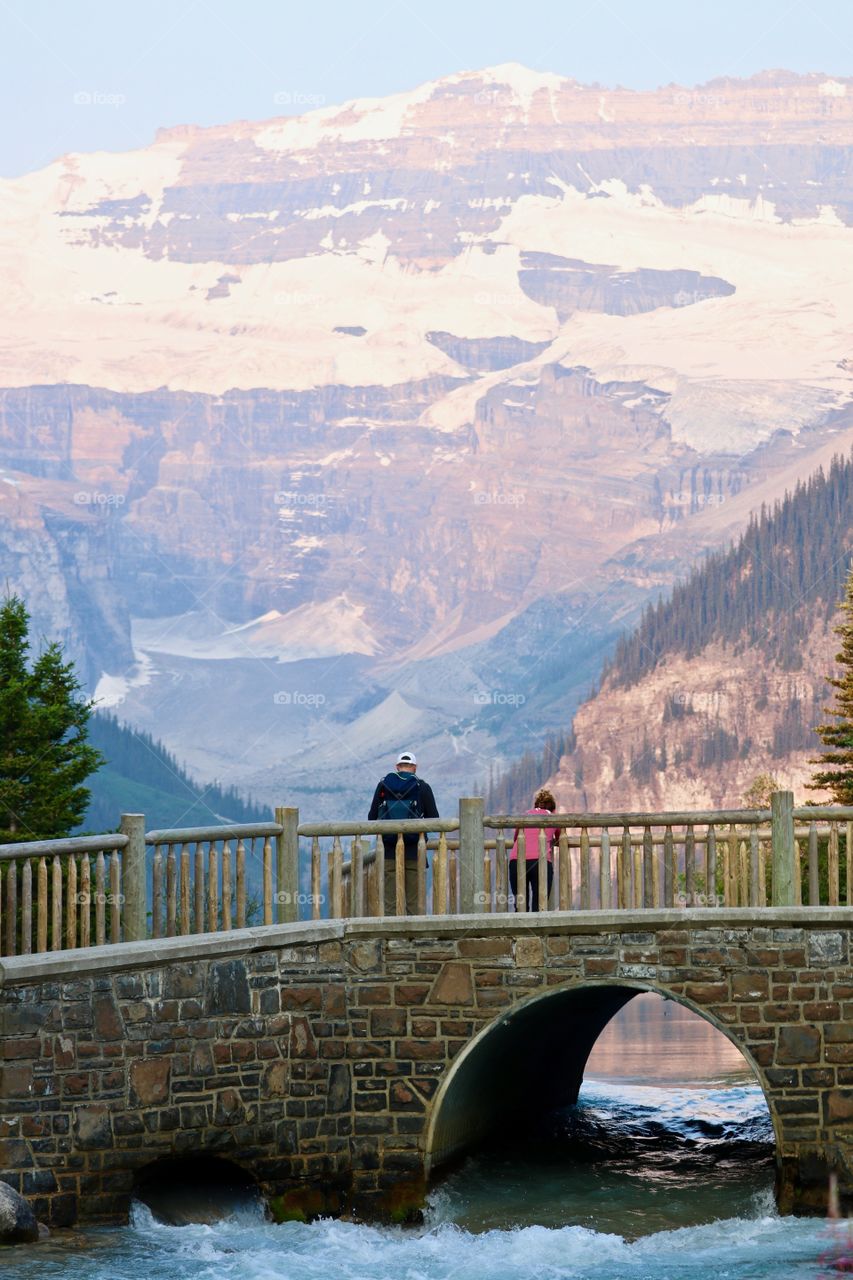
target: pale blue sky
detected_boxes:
[1,0,852,177]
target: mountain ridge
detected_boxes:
[526,454,853,813]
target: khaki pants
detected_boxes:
[383,858,420,916]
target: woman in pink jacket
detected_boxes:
[509,787,558,911]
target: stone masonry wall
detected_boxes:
[1,910,852,1226]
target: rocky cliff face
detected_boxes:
[1,65,852,814]
[546,630,836,812]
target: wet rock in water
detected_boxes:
[0,1181,39,1245]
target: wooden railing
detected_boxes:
[146,821,285,936]
[485,810,774,911]
[296,819,460,918]
[1,794,851,956]
[484,805,853,912]
[791,808,853,908]
[0,832,129,956]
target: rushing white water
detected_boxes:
[4,1200,839,1280]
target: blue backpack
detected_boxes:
[378,773,421,822]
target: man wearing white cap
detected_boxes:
[368,751,439,915]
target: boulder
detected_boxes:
[0,1181,39,1245]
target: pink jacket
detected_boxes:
[509,808,558,862]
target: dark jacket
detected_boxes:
[368,771,439,858]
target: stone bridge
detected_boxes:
[1,908,852,1226]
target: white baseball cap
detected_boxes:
[396,751,417,766]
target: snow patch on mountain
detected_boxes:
[255,76,441,151]
[132,596,380,662]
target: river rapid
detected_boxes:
[2,997,848,1280]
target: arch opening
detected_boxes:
[425,982,776,1232]
[132,1155,262,1226]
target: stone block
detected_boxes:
[349,940,381,972]
[827,1044,853,1063]
[129,1058,171,1106]
[430,962,474,1007]
[802,1068,835,1087]
[395,984,430,1005]
[685,983,728,1004]
[731,973,769,1001]
[763,1003,799,1022]
[323,987,347,1017]
[0,1140,33,1169]
[476,989,513,1008]
[345,1040,389,1060]
[62,1003,93,1030]
[775,1097,818,1115]
[286,1018,316,1059]
[826,1024,853,1043]
[458,938,512,958]
[777,1025,821,1065]
[825,1090,853,1124]
[515,938,544,967]
[370,1009,407,1037]
[390,1082,423,1111]
[72,1105,112,1150]
[803,1002,841,1022]
[1,1037,41,1060]
[259,988,280,1015]
[327,1063,351,1112]
[214,1089,244,1125]
[2,1065,34,1098]
[808,933,845,966]
[205,960,250,1015]
[356,985,393,1006]
[281,986,323,1010]
[395,1039,444,1060]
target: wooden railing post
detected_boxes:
[120,813,146,942]
[276,806,299,923]
[459,797,485,913]
[771,791,796,906]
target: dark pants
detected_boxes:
[379,834,420,916]
[509,859,553,911]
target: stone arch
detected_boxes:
[132,1153,261,1225]
[424,977,777,1179]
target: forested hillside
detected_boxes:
[490,453,853,812]
[607,456,853,685]
[81,714,268,832]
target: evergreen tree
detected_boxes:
[743,773,781,808]
[809,565,853,803]
[0,596,103,841]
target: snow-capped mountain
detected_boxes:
[2,64,852,816]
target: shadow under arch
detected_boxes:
[132,1153,262,1225]
[424,978,777,1180]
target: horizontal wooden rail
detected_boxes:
[145,822,282,844]
[297,819,459,837]
[486,810,770,828]
[0,834,128,862]
[792,807,853,820]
